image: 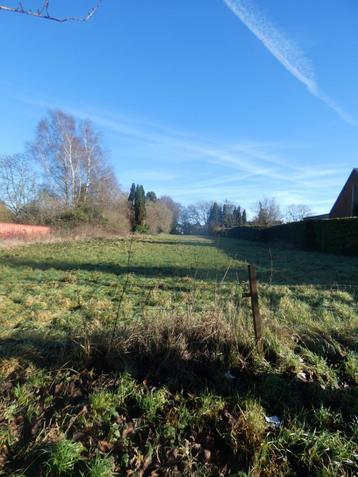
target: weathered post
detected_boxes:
[247,265,263,352]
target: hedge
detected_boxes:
[227,218,358,256]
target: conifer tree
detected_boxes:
[134,185,146,228]
[128,183,136,203]
[222,203,230,227]
[145,191,157,202]
[242,209,247,225]
[235,206,242,225]
[208,202,221,231]
[128,183,137,230]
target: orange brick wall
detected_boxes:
[0,222,52,239]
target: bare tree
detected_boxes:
[146,200,174,234]
[31,110,115,210]
[32,110,82,208]
[160,195,181,232]
[79,119,117,207]
[252,197,282,226]
[0,154,38,218]
[0,1,100,23]
[285,204,312,223]
[187,201,212,226]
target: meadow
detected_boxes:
[0,235,357,476]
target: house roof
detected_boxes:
[330,168,358,215]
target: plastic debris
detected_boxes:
[297,371,307,382]
[265,415,282,428]
[224,370,236,381]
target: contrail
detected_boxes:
[223,0,356,126]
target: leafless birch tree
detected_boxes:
[31,110,116,210]
[0,154,38,217]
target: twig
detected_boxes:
[0,1,101,23]
[109,235,134,349]
[268,248,273,285]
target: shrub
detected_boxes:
[227,218,358,256]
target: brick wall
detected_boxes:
[0,223,52,239]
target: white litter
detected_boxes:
[265,415,282,428]
[297,371,307,382]
[224,370,236,381]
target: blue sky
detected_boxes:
[1,0,358,214]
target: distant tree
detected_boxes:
[134,185,146,228]
[146,191,157,202]
[208,202,222,232]
[128,183,136,203]
[186,202,211,227]
[0,1,100,23]
[222,203,230,227]
[0,154,38,219]
[222,201,236,228]
[252,198,282,226]
[31,110,115,211]
[234,206,242,226]
[160,195,181,233]
[242,209,247,225]
[285,204,312,222]
[128,183,136,229]
[146,199,174,234]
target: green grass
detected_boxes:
[0,234,357,476]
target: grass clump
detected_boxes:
[89,390,119,422]
[139,388,168,420]
[236,399,267,450]
[44,439,84,476]
[84,455,115,477]
[344,352,358,384]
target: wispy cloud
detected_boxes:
[223,0,357,126]
[2,89,346,213]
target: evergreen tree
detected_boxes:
[222,203,230,227]
[208,202,221,231]
[128,183,136,230]
[219,204,224,227]
[242,209,247,225]
[128,183,136,203]
[145,191,157,202]
[235,206,242,226]
[134,185,146,228]
[223,202,235,227]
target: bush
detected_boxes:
[227,225,266,242]
[227,218,358,256]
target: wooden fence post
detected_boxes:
[247,265,263,352]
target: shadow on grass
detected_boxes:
[2,332,357,476]
[136,237,216,248]
[212,236,358,286]
[1,334,357,418]
[1,257,245,283]
[4,252,358,288]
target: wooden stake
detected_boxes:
[248,265,263,352]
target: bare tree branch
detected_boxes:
[0,1,100,23]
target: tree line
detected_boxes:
[0,109,312,235]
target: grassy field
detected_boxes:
[0,235,357,476]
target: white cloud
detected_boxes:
[3,90,346,213]
[223,0,357,126]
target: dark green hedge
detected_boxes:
[227,218,358,256]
